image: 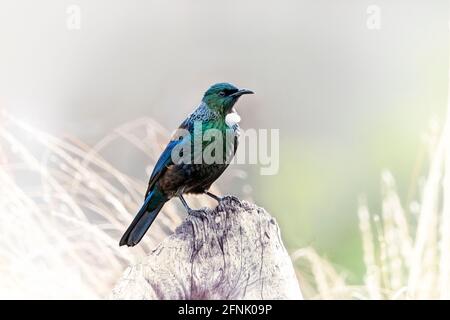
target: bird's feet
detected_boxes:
[204,190,222,203]
[224,195,241,203]
[178,194,195,214]
[204,191,240,204]
[179,192,241,214]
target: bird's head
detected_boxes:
[202,83,254,114]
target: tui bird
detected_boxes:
[120,83,254,246]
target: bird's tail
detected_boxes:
[119,189,167,247]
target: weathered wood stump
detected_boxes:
[111,196,303,300]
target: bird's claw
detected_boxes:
[221,195,240,204]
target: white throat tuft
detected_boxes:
[225,110,241,127]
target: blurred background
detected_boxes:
[1,0,449,297]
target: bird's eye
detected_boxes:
[219,91,226,97]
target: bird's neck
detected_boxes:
[191,102,223,121]
[188,102,239,134]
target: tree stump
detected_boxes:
[111,196,303,300]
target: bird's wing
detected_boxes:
[144,121,192,199]
[144,140,176,199]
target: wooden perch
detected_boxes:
[111,196,303,300]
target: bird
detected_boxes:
[120,82,254,246]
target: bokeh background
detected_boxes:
[1,0,449,292]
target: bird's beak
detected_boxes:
[231,88,254,98]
